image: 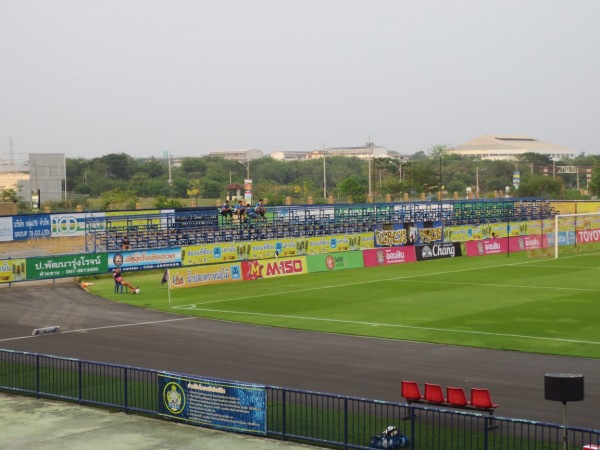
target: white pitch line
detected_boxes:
[182,307,600,346]
[404,279,599,292]
[0,317,196,343]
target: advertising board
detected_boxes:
[12,215,51,240]
[363,246,417,267]
[241,256,307,281]
[0,217,13,242]
[108,248,181,271]
[26,253,107,279]
[167,263,242,289]
[158,373,266,435]
[0,258,26,283]
[306,251,364,273]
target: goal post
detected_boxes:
[553,212,600,259]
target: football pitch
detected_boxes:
[86,250,600,359]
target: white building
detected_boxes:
[270,151,310,161]
[451,135,576,161]
[307,146,402,160]
[209,149,263,161]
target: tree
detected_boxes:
[336,176,367,203]
[518,175,563,197]
[187,179,201,203]
[0,187,18,202]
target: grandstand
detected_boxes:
[85,198,557,253]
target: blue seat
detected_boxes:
[114,283,124,294]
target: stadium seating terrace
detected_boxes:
[85,198,556,252]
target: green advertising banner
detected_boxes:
[306,251,364,273]
[26,253,108,280]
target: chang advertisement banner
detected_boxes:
[108,248,181,271]
[158,373,266,435]
[415,242,462,261]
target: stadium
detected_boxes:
[1,198,600,449]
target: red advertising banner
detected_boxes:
[576,228,600,244]
[241,257,308,281]
[465,235,548,256]
[465,238,507,256]
[363,246,417,267]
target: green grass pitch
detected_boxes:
[84,250,600,359]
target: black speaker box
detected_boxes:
[544,373,584,402]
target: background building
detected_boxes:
[452,135,576,161]
[20,153,66,204]
[208,149,263,161]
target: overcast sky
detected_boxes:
[1,0,599,160]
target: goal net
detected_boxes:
[552,212,600,259]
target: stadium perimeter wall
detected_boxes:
[4,215,599,286]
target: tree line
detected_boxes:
[58,146,600,210]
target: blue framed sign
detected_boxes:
[158,373,266,435]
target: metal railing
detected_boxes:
[1,349,598,449]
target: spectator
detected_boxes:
[246,203,258,220]
[235,200,246,221]
[121,236,131,250]
[220,200,233,219]
[255,199,266,218]
[113,268,139,294]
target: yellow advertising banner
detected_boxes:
[105,210,161,227]
[168,263,242,289]
[182,232,375,266]
[0,258,27,283]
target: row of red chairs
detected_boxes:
[401,380,500,413]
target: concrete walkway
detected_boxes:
[0,393,319,450]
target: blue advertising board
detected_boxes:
[108,248,182,271]
[158,373,266,435]
[12,214,51,241]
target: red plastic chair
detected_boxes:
[424,383,446,403]
[446,386,470,407]
[401,380,423,402]
[470,388,500,410]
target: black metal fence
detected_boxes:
[1,349,598,449]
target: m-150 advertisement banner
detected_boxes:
[374,221,442,247]
[158,373,266,435]
[26,253,107,280]
[306,251,365,273]
[0,258,26,283]
[108,248,181,271]
[241,256,308,281]
[12,215,51,240]
[465,234,549,256]
[363,246,417,267]
[168,263,242,289]
[182,232,374,266]
[415,242,462,261]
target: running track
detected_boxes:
[1,283,599,429]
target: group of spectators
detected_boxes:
[220,199,266,222]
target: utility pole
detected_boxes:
[322,144,327,199]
